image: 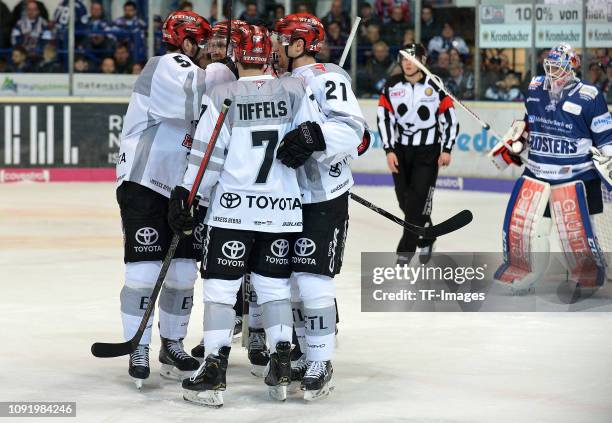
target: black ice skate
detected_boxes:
[128,344,150,390]
[301,360,334,401]
[191,340,204,362]
[248,328,270,377]
[290,346,307,382]
[263,341,291,401]
[159,337,200,381]
[182,346,230,408]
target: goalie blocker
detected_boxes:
[495,176,607,292]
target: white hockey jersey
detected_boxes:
[116,54,236,198]
[181,75,320,233]
[290,63,366,203]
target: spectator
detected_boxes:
[0,57,8,72]
[111,1,146,60]
[359,23,381,63]
[588,62,606,90]
[325,21,347,64]
[359,2,381,32]
[83,2,113,60]
[10,0,48,28]
[208,0,218,26]
[178,1,193,11]
[273,4,286,22]
[381,5,411,47]
[88,2,108,28]
[131,62,143,74]
[100,56,116,74]
[295,3,310,14]
[113,43,132,74]
[323,0,351,35]
[1,0,11,48]
[484,72,524,102]
[36,43,62,72]
[448,47,462,65]
[239,0,266,26]
[499,53,513,77]
[480,55,502,97]
[605,62,612,103]
[11,1,53,57]
[375,0,410,24]
[594,48,609,67]
[402,28,414,46]
[9,45,31,72]
[445,62,474,99]
[427,22,468,61]
[358,40,394,97]
[420,4,440,46]
[430,49,450,79]
[74,54,90,72]
[52,0,88,43]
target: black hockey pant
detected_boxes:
[391,144,440,254]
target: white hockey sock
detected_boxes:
[262,300,293,353]
[292,300,306,353]
[248,301,263,329]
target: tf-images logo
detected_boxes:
[134,227,162,253]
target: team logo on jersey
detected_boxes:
[220,192,241,208]
[255,80,266,89]
[294,238,316,257]
[424,87,433,96]
[271,239,290,258]
[329,162,342,177]
[135,227,159,246]
[222,241,246,260]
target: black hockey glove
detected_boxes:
[277,121,326,169]
[168,186,198,237]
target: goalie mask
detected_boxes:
[543,43,580,101]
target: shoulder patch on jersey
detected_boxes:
[528,76,544,90]
[389,87,405,98]
[591,112,612,134]
[578,84,598,100]
[562,101,582,115]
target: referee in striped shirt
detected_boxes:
[376,43,459,262]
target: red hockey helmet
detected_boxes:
[274,13,325,53]
[232,23,271,65]
[162,11,212,49]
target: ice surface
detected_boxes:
[1,183,611,423]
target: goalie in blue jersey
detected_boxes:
[490,43,612,294]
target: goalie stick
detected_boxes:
[350,193,472,238]
[91,98,233,358]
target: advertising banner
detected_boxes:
[0,74,69,97]
[72,74,138,97]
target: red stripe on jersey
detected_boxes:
[378,94,394,113]
[438,96,453,114]
[313,63,326,72]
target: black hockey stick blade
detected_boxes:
[91,338,138,358]
[349,193,472,238]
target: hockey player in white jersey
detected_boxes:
[273,13,368,401]
[168,22,320,407]
[115,10,235,388]
[490,43,612,293]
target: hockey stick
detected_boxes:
[91,98,233,358]
[349,192,472,238]
[338,16,361,68]
[399,50,500,135]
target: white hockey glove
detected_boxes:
[591,147,612,190]
[488,120,529,171]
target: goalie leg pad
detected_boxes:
[495,176,552,292]
[550,181,607,287]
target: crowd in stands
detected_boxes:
[0,0,610,102]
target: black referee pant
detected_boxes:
[392,143,440,255]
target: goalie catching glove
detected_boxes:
[168,186,200,237]
[489,120,529,170]
[591,147,612,190]
[276,121,326,168]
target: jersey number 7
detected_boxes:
[252,130,279,184]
